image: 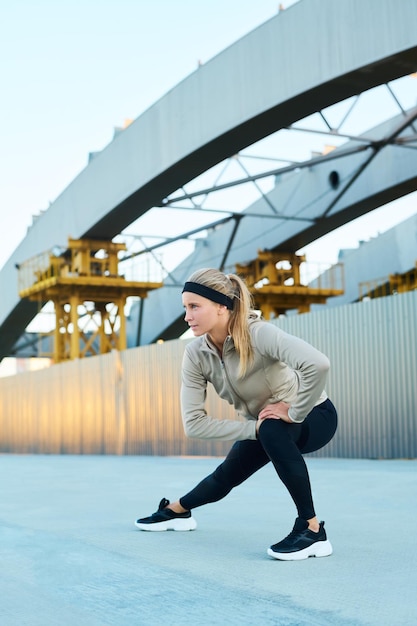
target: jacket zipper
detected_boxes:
[221,341,252,417]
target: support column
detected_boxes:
[70,294,80,360]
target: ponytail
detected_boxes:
[226,273,255,377]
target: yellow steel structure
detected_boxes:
[359,261,417,301]
[18,238,163,363]
[236,250,344,318]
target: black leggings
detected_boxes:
[180,398,337,521]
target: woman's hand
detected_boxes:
[258,401,293,424]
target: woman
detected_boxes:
[135,268,338,560]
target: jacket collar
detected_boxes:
[202,333,234,354]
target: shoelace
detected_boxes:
[158,497,170,511]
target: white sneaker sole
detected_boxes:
[134,517,197,532]
[267,539,333,561]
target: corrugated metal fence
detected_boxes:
[1,291,416,458]
[277,291,417,459]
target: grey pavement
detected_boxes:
[1,454,416,626]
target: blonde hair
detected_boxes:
[186,268,255,376]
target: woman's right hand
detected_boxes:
[258,401,292,423]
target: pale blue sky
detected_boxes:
[1,0,416,273]
[0,0,296,268]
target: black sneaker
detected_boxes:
[135,498,197,532]
[267,518,333,560]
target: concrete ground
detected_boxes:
[1,454,416,626]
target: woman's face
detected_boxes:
[182,292,229,337]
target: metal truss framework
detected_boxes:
[119,77,417,284]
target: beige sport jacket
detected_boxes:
[180,317,329,442]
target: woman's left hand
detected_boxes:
[258,401,293,423]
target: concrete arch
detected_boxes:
[1,0,417,356]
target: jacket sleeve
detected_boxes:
[254,322,330,423]
[180,348,257,441]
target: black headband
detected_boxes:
[182,281,234,310]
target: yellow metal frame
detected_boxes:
[359,261,417,300]
[236,250,344,318]
[18,238,163,362]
